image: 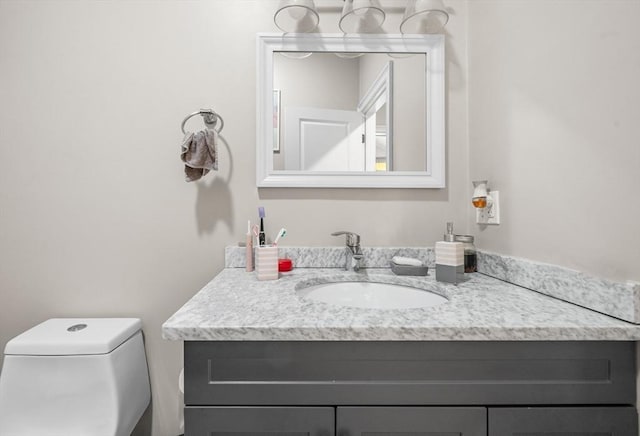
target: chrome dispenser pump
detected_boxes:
[444,221,455,242]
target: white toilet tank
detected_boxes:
[0,318,151,436]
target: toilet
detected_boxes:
[0,318,151,436]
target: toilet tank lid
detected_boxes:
[4,318,143,356]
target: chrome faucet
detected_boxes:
[331,231,363,272]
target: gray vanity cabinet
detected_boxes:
[183,341,637,436]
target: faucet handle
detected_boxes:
[331,231,360,247]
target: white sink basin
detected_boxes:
[297,281,448,310]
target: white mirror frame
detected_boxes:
[256,33,445,189]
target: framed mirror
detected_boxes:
[257,33,445,188]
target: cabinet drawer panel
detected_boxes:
[338,407,486,436]
[184,341,634,406]
[184,407,334,436]
[488,407,638,436]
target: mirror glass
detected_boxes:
[257,34,445,188]
[274,53,428,172]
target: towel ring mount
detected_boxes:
[181,109,224,134]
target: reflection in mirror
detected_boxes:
[274,54,411,172]
[257,34,445,188]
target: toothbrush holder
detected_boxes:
[256,245,279,281]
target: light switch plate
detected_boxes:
[476,190,500,225]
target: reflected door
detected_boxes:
[284,107,365,171]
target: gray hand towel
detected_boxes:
[181,129,218,182]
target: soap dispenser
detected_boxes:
[435,222,465,284]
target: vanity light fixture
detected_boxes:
[274,0,320,33]
[400,0,449,34]
[273,0,449,35]
[339,0,386,34]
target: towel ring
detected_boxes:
[181,109,224,134]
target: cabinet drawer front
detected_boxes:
[488,407,638,435]
[184,407,334,436]
[184,341,634,406]
[338,407,486,436]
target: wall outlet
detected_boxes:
[476,190,500,225]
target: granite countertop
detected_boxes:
[162,267,640,341]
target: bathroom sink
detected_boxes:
[297,281,448,310]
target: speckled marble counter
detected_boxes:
[162,266,640,341]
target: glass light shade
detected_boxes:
[274,0,319,33]
[400,0,449,34]
[339,0,386,34]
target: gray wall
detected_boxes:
[467,0,640,283]
[0,1,469,435]
[1,1,637,435]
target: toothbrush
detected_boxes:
[258,207,266,246]
[273,228,287,246]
